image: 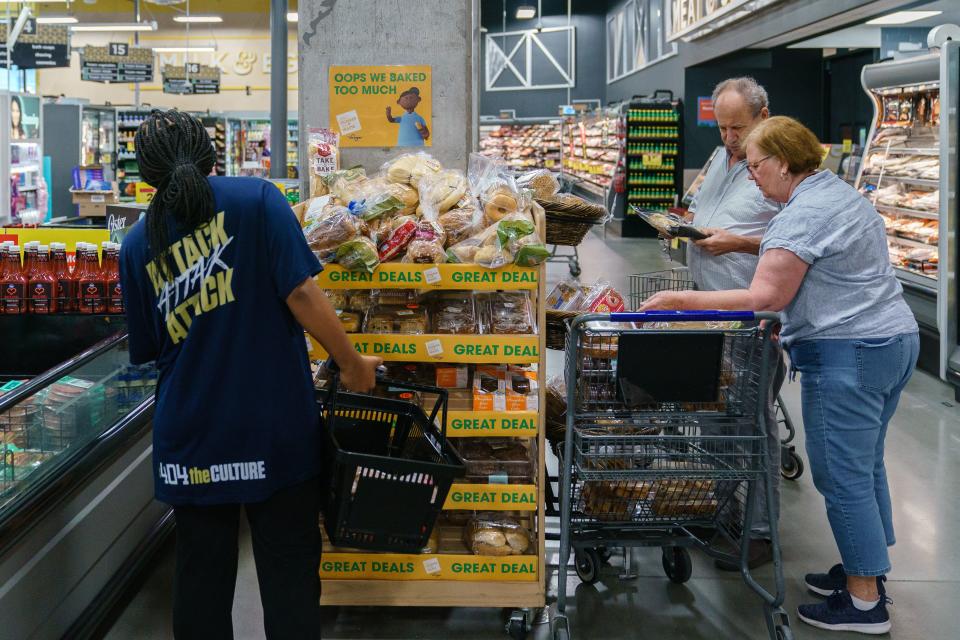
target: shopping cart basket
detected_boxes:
[550,311,791,640]
[318,362,465,553]
[629,268,804,481]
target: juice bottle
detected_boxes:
[28,245,55,314]
[104,242,123,314]
[2,245,27,314]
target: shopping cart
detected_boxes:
[550,310,791,640]
[629,268,805,481]
[318,361,466,553]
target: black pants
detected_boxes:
[172,477,322,640]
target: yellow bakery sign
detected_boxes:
[329,65,432,148]
[317,264,539,291]
[444,484,537,510]
[446,411,538,438]
[320,553,537,581]
[308,334,539,364]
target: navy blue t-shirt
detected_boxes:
[120,177,322,505]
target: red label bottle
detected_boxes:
[51,242,75,313]
[1,245,27,315]
[28,245,56,314]
[78,243,106,314]
[104,242,123,314]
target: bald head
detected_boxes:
[712,78,770,160]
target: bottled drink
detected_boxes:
[104,242,123,314]
[2,245,27,314]
[29,245,55,314]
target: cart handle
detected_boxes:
[321,358,450,442]
[608,310,781,323]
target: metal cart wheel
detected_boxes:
[506,610,529,640]
[574,548,601,584]
[661,546,692,584]
[597,546,613,564]
[552,615,570,640]
[775,624,794,640]
[780,446,804,481]
[569,261,582,277]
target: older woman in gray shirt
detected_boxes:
[642,116,918,636]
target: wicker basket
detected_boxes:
[545,213,594,246]
[539,196,608,248]
[546,309,579,351]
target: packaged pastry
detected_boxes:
[383,152,442,188]
[506,367,538,411]
[438,199,483,247]
[377,216,419,262]
[445,222,513,268]
[303,206,364,263]
[335,310,361,333]
[401,220,447,264]
[373,289,421,307]
[458,438,532,483]
[463,513,532,556]
[324,290,349,310]
[546,280,585,311]
[516,169,560,199]
[431,292,480,334]
[435,364,470,389]
[381,363,432,385]
[581,281,626,313]
[363,304,429,334]
[418,169,469,218]
[473,365,506,411]
[483,292,536,335]
[348,290,374,313]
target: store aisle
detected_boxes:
[103,231,960,640]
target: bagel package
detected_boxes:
[464,513,532,556]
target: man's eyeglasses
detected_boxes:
[746,155,773,174]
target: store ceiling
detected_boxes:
[788,0,960,49]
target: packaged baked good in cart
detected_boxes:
[431,292,481,334]
[630,205,707,240]
[363,304,429,334]
[463,513,533,556]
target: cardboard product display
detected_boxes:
[436,364,470,389]
[71,186,119,217]
[506,367,538,412]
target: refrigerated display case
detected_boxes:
[0,333,167,638]
[1,92,44,225]
[479,118,562,171]
[43,103,117,218]
[116,109,153,203]
[857,41,959,395]
[560,110,621,204]
[224,114,298,179]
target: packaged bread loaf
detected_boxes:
[516,169,560,199]
[384,152,442,188]
[308,128,340,197]
[464,513,532,556]
[438,199,483,247]
[302,206,365,263]
[418,169,469,219]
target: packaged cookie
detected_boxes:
[363,304,429,334]
[431,292,480,334]
[483,292,536,335]
[335,310,361,333]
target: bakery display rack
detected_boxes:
[310,261,547,639]
[621,91,684,238]
[856,42,959,397]
[479,118,562,172]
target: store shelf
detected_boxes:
[627,137,680,142]
[894,266,938,289]
[868,147,939,156]
[316,264,539,290]
[887,235,938,250]
[321,579,543,607]
[11,164,40,174]
[444,483,537,510]
[318,552,538,582]
[862,174,939,188]
[875,204,939,220]
[307,334,540,364]
[446,411,538,438]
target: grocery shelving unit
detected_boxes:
[199,115,228,176]
[308,261,547,629]
[224,114,299,179]
[560,110,620,204]
[116,109,153,202]
[857,42,958,395]
[622,92,684,238]
[479,118,562,171]
[1,92,44,225]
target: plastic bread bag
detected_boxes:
[468,152,528,226]
[328,167,369,204]
[516,169,560,200]
[437,196,483,247]
[347,178,417,222]
[303,206,364,264]
[417,169,469,220]
[382,151,443,188]
[377,215,419,262]
[308,128,340,198]
[335,236,380,273]
[402,220,448,264]
[445,222,513,268]
[545,279,586,311]
[302,194,334,226]
[463,513,532,556]
[513,234,550,267]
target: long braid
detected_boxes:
[135,109,217,280]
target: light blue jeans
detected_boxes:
[788,333,919,577]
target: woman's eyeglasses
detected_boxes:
[747,155,773,175]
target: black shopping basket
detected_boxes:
[318,363,465,553]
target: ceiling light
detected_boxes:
[866,10,942,25]
[153,47,217,53]
[36,16,79,24]
[287,12,298,22]
[71,21,157,32]
[516,5,536,19]
[173,15,223,24]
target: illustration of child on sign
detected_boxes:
[385,87,430,147]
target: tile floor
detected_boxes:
[104,230,960,640]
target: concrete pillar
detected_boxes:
[269,0,288,179]
[297,0,478,180]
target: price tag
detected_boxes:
[842,139,853,153]
[422,557,442,575]
[643,153,663,168]
[425,339,444,357]
[488,473,509,485]
[424,267,441,285]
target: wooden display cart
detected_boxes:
[308,261,547,638]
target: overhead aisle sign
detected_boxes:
[81,44,154,83]
[162,63,221,95]
[0,23,69,69]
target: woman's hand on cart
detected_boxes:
[339,354,383,394]
[639,290,688,311]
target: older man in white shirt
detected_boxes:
[688,77,786,570]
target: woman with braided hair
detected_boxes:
[120,109,381,639]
